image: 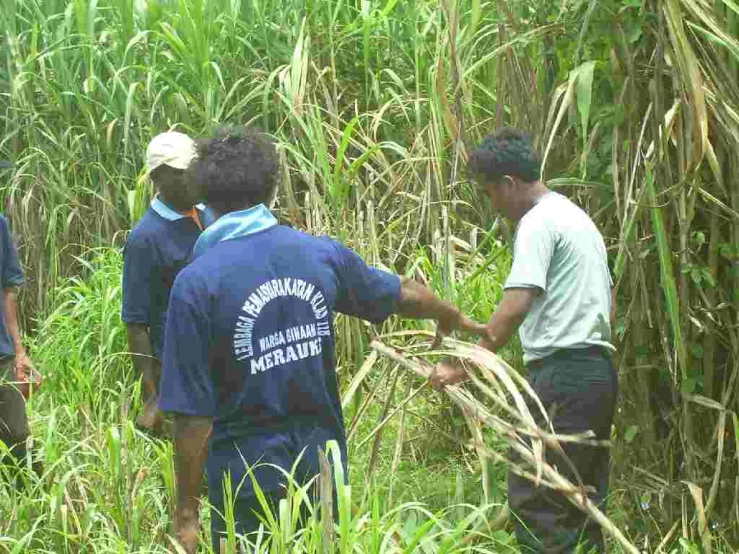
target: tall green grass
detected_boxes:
[1,0,738,548]
[0,0,517,315]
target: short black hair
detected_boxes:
[467,128,541,184]
[194,126,278,213]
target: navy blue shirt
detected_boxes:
[159,219,400,508]
[121,200,214,358]
[0,215,25,358]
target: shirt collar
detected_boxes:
[193,204,278,258]
[151,196,208,221]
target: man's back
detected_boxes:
[160,222,400,503]
[121,203,207,357]
[505,192,613,363]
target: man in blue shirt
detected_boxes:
[159,128,487,553]
[122,132,214,432]
[0,199,42,486]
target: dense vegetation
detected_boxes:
[1,0,738,551]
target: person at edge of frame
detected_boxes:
[158,126,491,553]
[431,128,618,554]
[0,159,44,488]
[121,132,215,434]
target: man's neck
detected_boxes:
[512,182,550,222]
[158,192,192,213]
[210,203,256,220]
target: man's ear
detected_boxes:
[501,175,516,190]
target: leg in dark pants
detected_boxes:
[0,358,32,485]
[508,349,618,554]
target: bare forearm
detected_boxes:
[127,324,153,375]
[395,278,460,322]
[4,289,25,355]
[174,415,212,515]
[431,289,535,389]
[477,288,535,353]
[478,309,524,353]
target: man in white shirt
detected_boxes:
[432,128,618,553]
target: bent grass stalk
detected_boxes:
[370,337,639,554]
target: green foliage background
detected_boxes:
[1,0,738,550]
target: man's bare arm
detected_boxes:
[610,288,617,334]
[172,414,212,553]
[395,277,488,341]
[126,324,154,396]
[477,288,539,353]
[4,288,24,355]
[4,288,33,379]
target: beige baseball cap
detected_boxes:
[145,131,197,174]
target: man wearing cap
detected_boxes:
[0,160,43,486]
[122,132,214,432]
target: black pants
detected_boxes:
[0,357,31,476]
[508,347,618,554]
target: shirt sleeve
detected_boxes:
[504,215,556,291]
[121,233,156,324]
[158,273,215,416]
[1,218,25,289]
[330,241,401,324]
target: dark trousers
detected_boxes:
[508,347,618,554]
[0,357,32,477]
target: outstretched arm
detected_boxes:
[395,278,488,344]
[330,242,486,342]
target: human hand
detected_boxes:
[432,308,489,349]
[14,353,42,398]
[476,330,497,352]
[172,508,199,554]
[137,396,164,432]
[429,360,469,390]
[14,352,34,381]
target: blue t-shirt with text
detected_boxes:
[159,224,400,507]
